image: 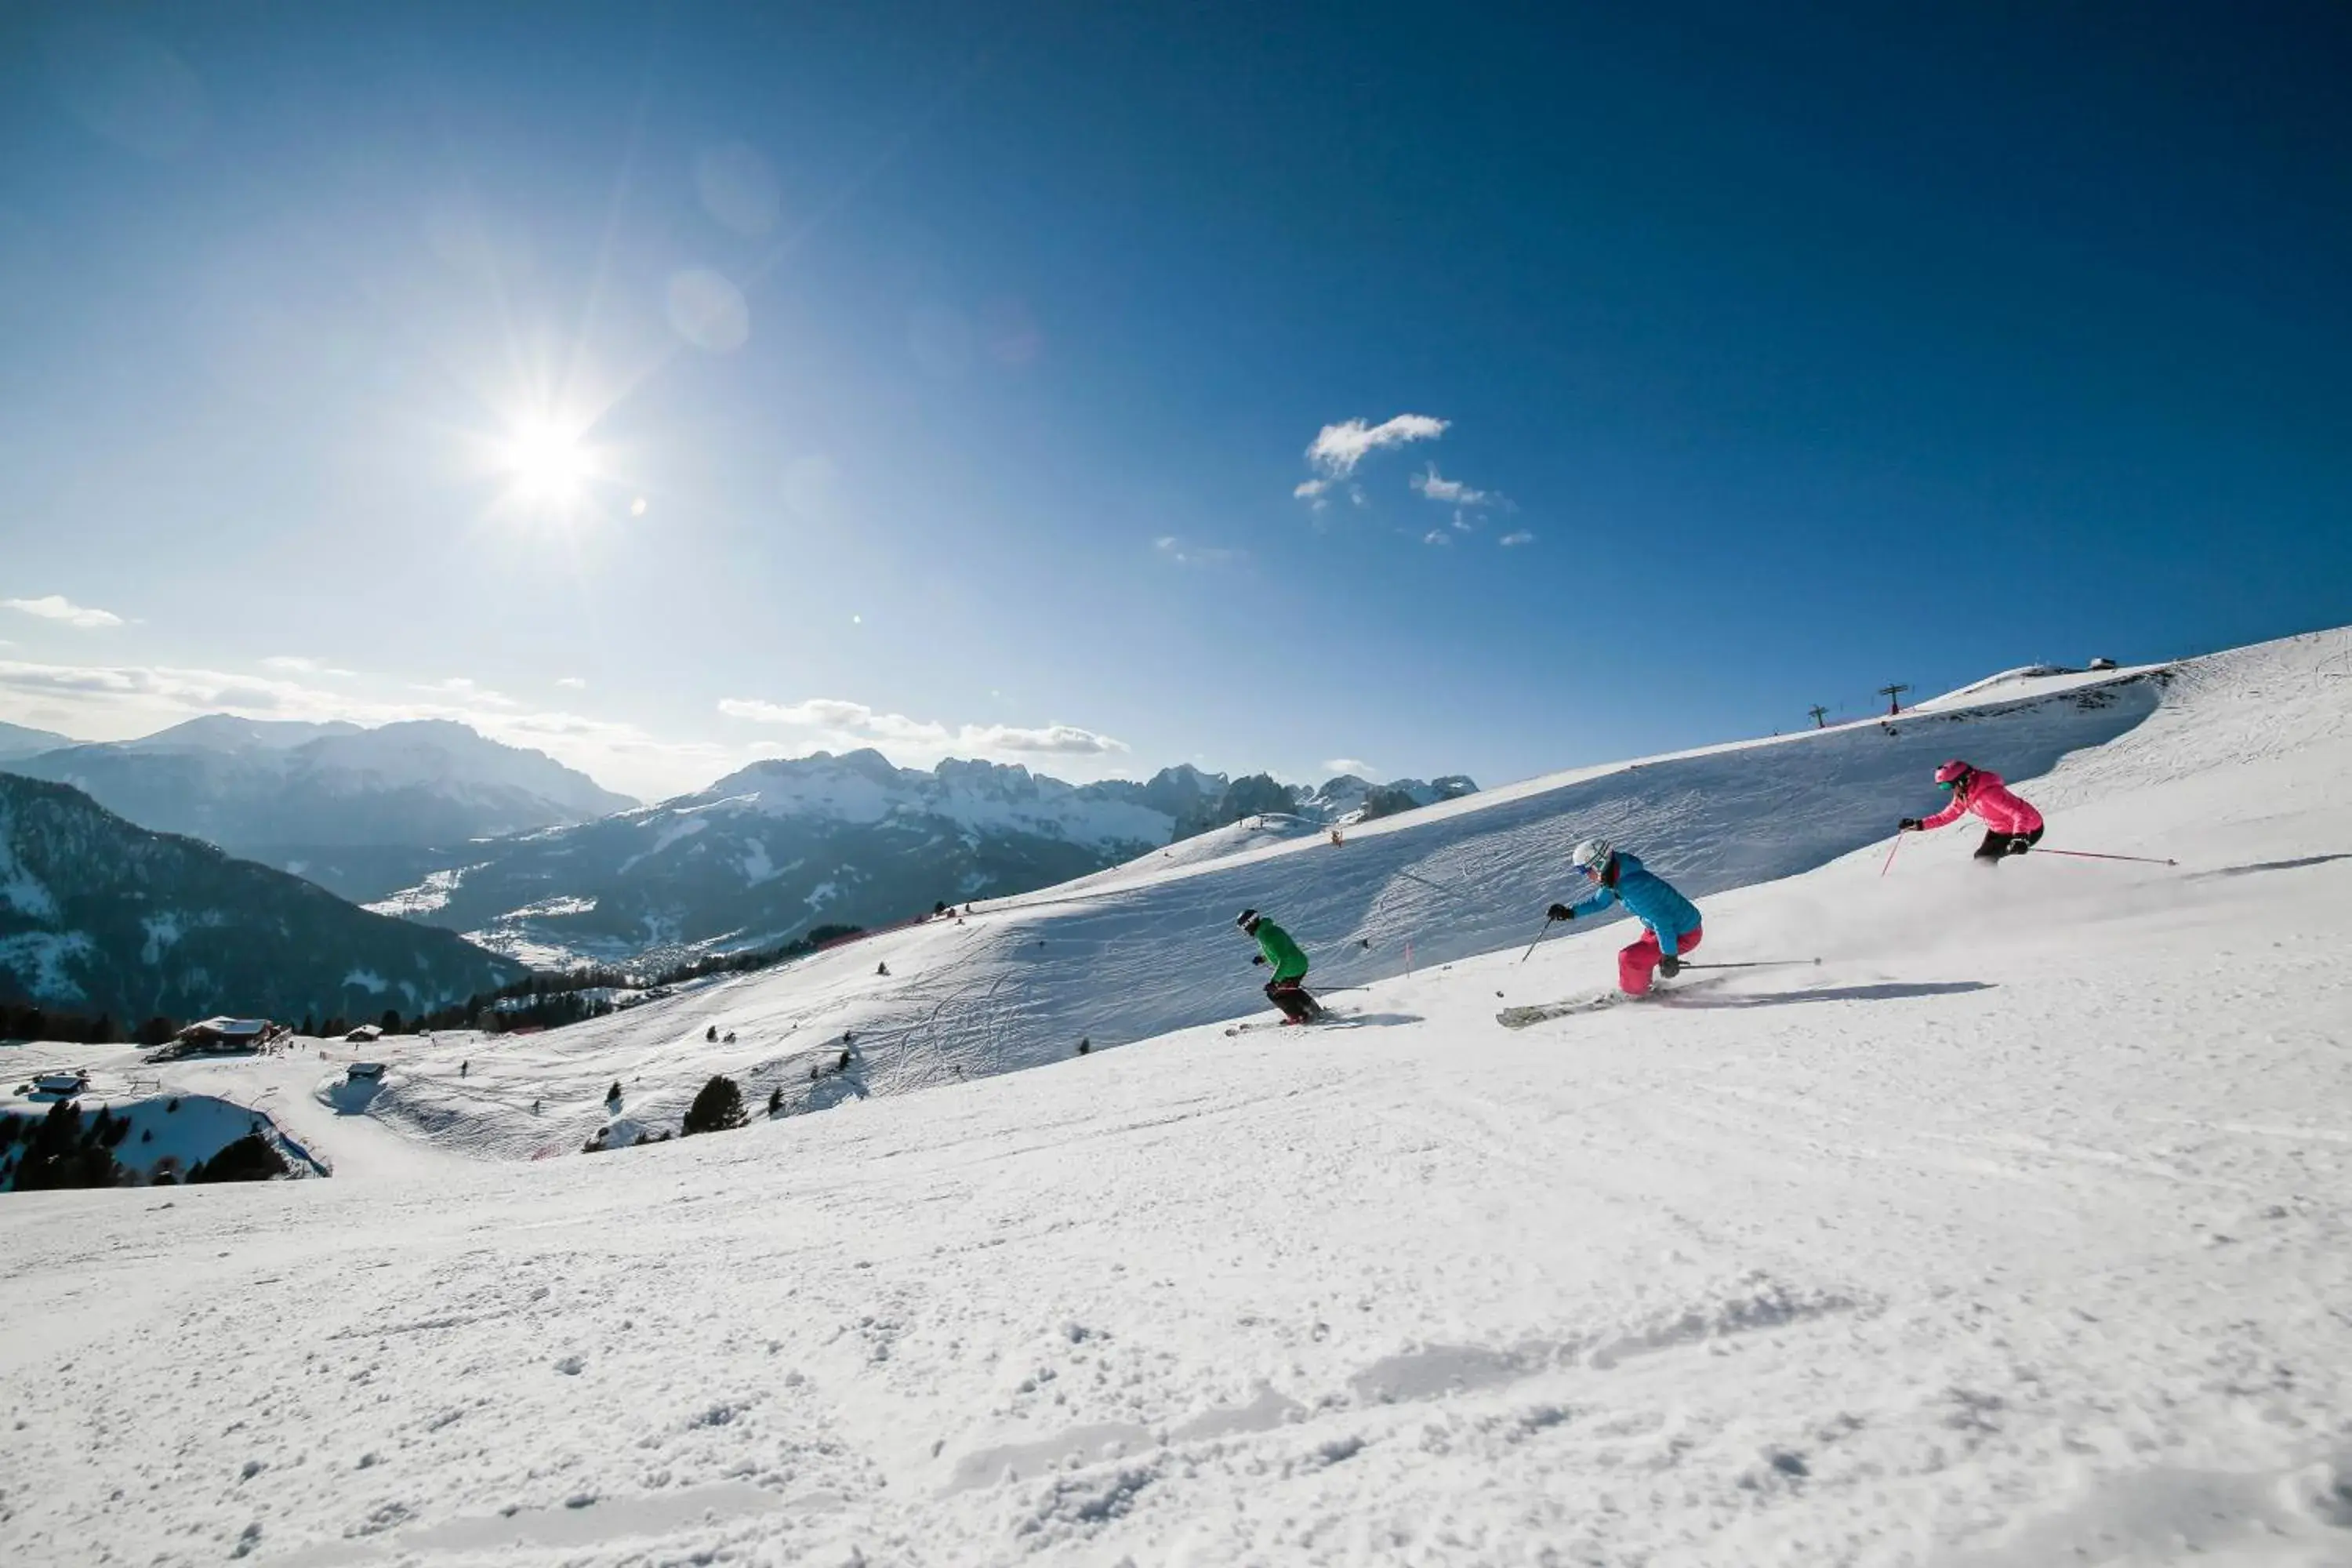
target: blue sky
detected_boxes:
[2,2,2347,799]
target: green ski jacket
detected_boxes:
[1252,919,1310,982]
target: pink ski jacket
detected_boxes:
[1918,768,2045,835]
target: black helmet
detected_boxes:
[1236,908,1261,932]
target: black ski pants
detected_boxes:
[1265,977,1322,1022]
[1974,825,2045,862]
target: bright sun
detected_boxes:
[503,419,593,505]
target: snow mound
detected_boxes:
[1912,659,2165,710]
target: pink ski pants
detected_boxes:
[1621,925,1704,996]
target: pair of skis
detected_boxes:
[1495,977,1726,1028]
[1495,956,1819,1029]
[1224,1009,1354,1037]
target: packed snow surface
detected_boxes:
[5,627,2352,1566]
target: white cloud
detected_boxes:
[1499,530,1535,546]
[0,657,742,801]
[1305,414,1448,478]
[1323,757,1376,777]
[414,677,518,708]
[1451,510,1475,533]
[719,697,905,731]
[261,655,355,677]
[1293,479,1330,501]
[965,724,1128,757]
[0,659,320,711]
[1410,464,1493,506]
[3,594,123,629]
[717,695,1127,762]
[1422,530,1451,546]
[1154,535,1246,568]
[555,676,588,690]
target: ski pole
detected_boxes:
[2036,848,2178,867]
[1678,958,1822,971]
[1392,866,1476,906]
[1879,833,1904,878]
[1518,915,1558,964]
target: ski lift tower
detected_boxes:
[1878,682,1912,716]
[1808,705,1829,729]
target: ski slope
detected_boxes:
[348,653,2171,1161]
[4,625,2351,1566]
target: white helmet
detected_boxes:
[1570,836,1612,873]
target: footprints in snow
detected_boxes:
[946,1271,1870,1498]
[1352,1272,1870,1402]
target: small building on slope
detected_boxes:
[172,1018,277,1053]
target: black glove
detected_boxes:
[1546,903,1573,922]
[1659,954,1682,979]
[1251,953,1267,966]
[2007,837,2032,856]
[1898,817,1922,832]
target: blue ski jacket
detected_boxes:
[1566,851,1702,957]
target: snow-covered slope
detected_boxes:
[341,657,2172,1156]
[5,626,2352,1567]
[1911,659,2168,711]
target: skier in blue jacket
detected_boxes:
[1544,837,1703,994]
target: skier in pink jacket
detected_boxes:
[1900,760,2045,862]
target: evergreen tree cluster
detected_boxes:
[187,1134,290,1184]
[6,922,877,1048]
[0,1002,180,1047]
[2,1100,130,1191]
[1,1102,294,1189]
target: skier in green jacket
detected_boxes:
[1238,909,1324,1024]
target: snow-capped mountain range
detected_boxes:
[0,710,1481,970]
[2,717,637,894]
[370,752,1479,967]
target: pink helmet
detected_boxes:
[1934,759,1974,786]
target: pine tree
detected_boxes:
[13,1099,122,1191]
[682,1076,746,1135]
[189,1134,289,1184]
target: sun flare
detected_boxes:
[502,420,593,505]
